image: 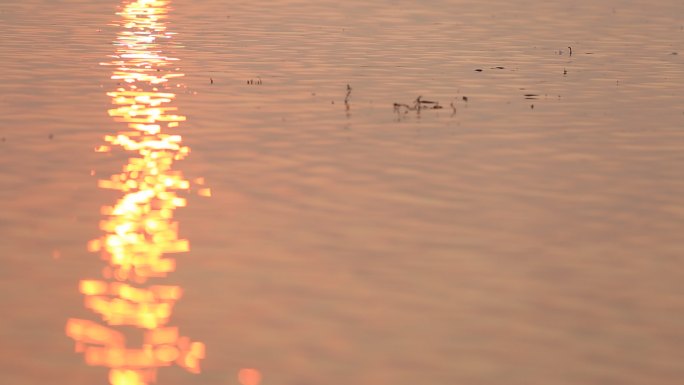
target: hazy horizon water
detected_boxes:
[1,0,684,384]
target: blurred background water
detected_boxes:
[1,0,684,384]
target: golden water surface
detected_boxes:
[1,1,683,385]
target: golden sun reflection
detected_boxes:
[238,368,263,385]
[66,1,208,384]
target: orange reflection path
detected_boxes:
[66,1,207,384]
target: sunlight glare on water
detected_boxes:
[64,1,206,384]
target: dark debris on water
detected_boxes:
[394,96,445,113]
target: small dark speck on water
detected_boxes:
[474,68,483,72]
[563,68,567,75]
[530,104,535,109]
[462,96,468,102]
[671,52,678,55]
[49,134,54,140]
[210,77,213,84]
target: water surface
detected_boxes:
[1,1,684,384]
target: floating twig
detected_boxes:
[417,95,438,105]
[393,96,443,114]
[344,84,352,115]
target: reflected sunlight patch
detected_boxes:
[238,368,263,385]
[66,1,207,385]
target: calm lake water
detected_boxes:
[1,0,684,384]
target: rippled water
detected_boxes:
[1,1,684,384]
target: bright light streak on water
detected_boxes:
[65,2,207,384]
